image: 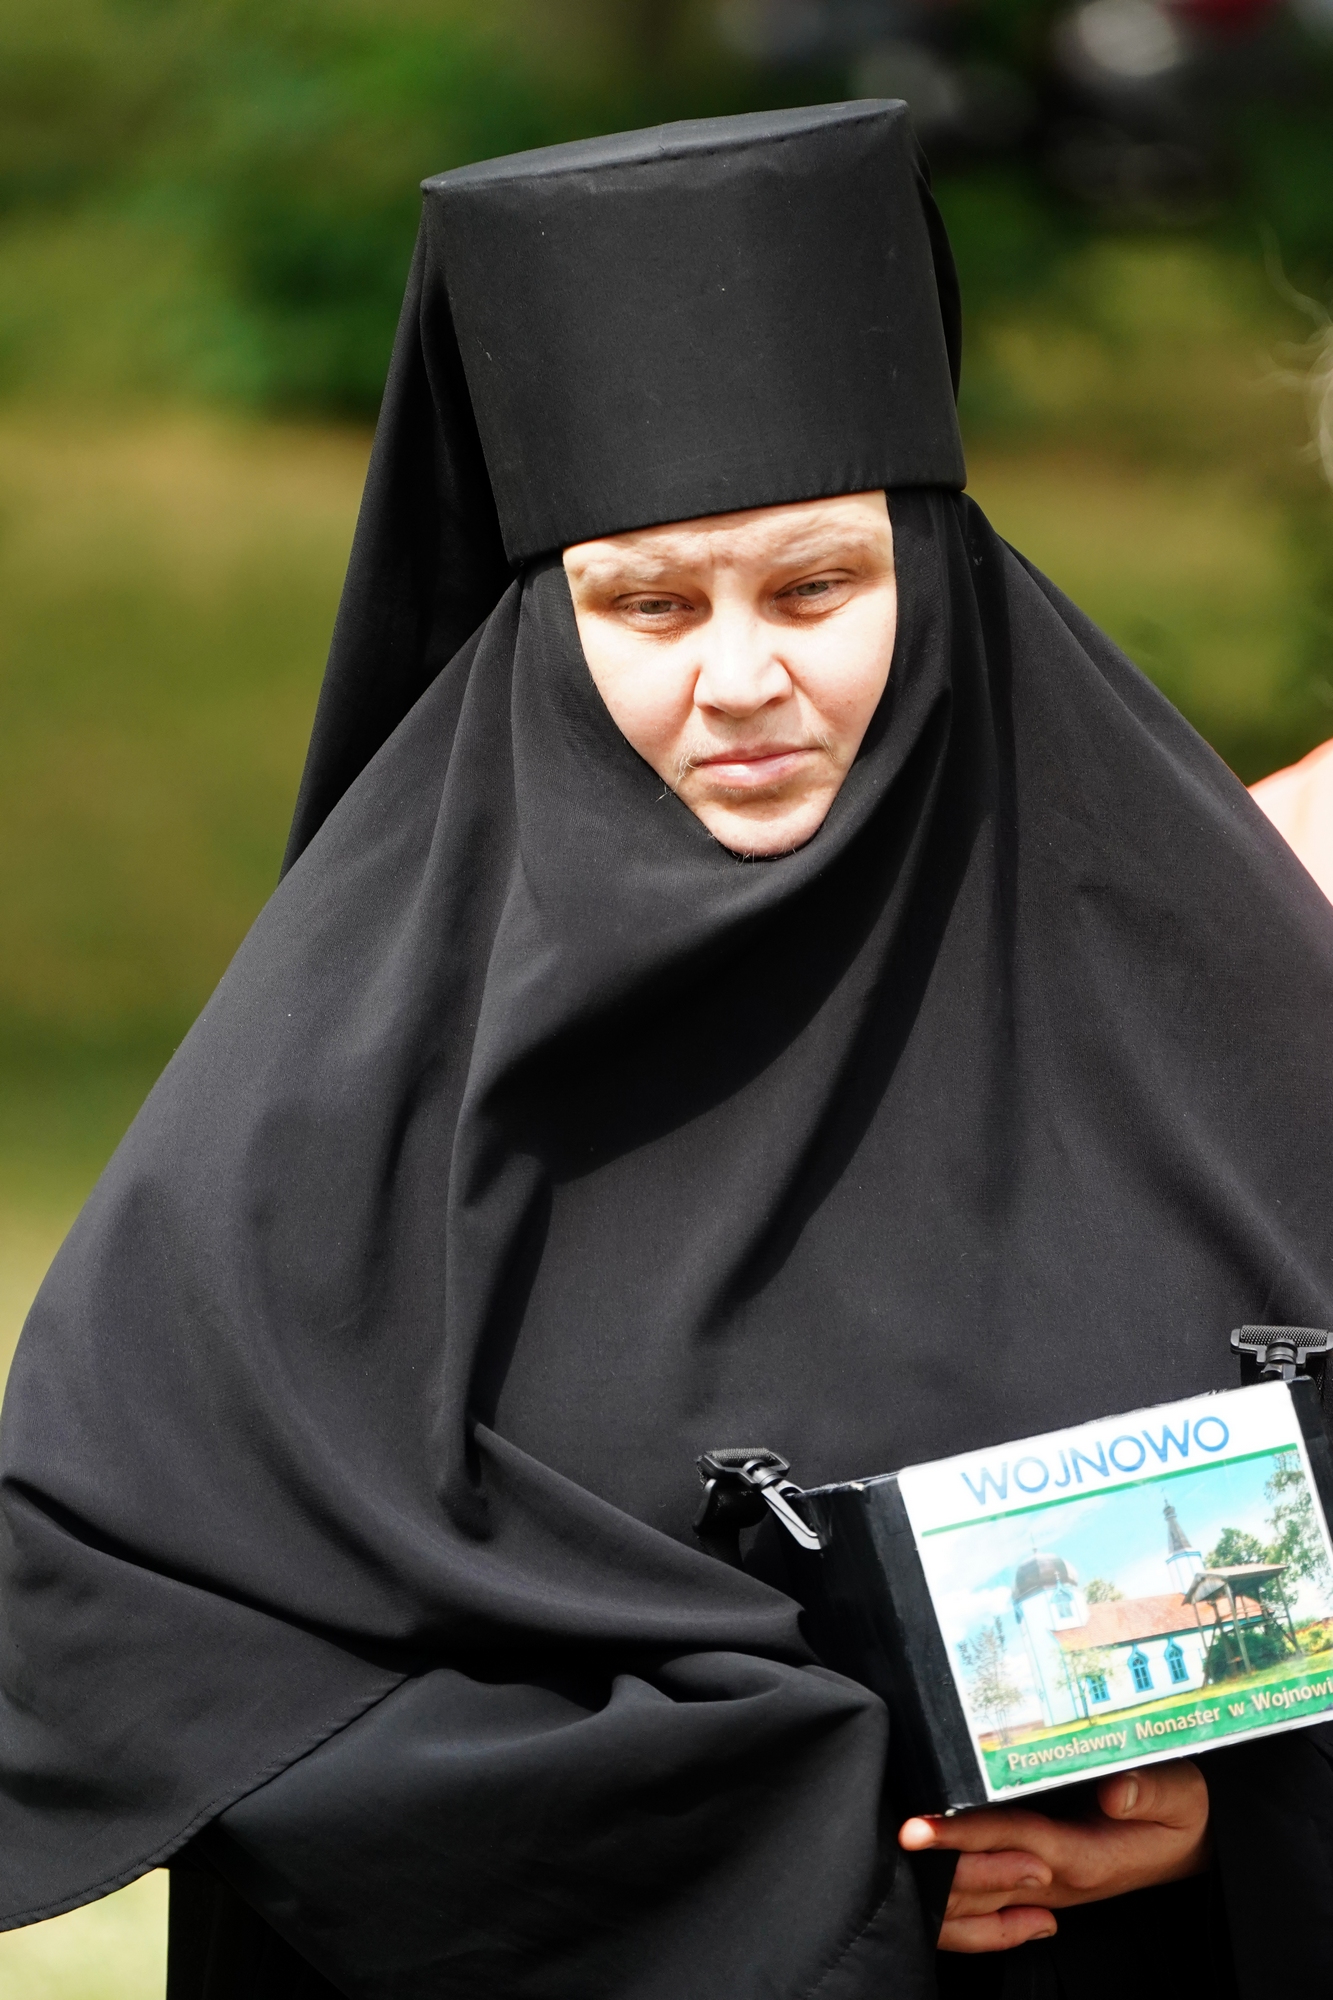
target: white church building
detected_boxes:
[1011,1502,1280,1728]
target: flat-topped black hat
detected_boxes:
[423,99,965,563]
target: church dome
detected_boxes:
[1013,1552,1078,1602]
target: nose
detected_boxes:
[692,609,792,717]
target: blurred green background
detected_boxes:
[1,0,1331,1987]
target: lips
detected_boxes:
[693,745,813,787]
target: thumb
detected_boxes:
[1098,1760,1204,1828]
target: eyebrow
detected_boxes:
[568,552,693,588]
[568,527,888,588]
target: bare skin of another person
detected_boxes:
[1251,736,1333,905]
[1249,334,1333,900]
[563,492,1214,1954]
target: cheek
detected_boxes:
[577,623,695,771]
[795,594,896,740]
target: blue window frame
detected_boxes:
[1165,1639,1188,1684]
[1084,1671,1109,1703]
[1053,1588,1074,1617]
[1129,1647,1152,1692]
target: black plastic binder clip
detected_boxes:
[1231,1325,1333,1394]
[693,1447,821,1565]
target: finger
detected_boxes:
[937,1907,1058,1955]
[950,1850,1053,1898]
[900,1810,1061,1858]
[1098,1760,1207,1830]
[948,1840,1056,1920]
[947,1890,1055,1921]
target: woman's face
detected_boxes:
[563,491,897,857]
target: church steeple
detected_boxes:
[1164,1500,1202,1594]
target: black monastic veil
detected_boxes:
[3,101,1333,2000]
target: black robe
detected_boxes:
[4,103,1333,1998]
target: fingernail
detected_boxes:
[1121,1777,1139,1811]
[1019,1876,1045,1888]
[1036,1926,1057,1940]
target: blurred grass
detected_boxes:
[971,450,1308,740]
[0,411,368,1383]
[0,1874,167,2000]
[0,413,368,1048]
[960,236,1333,774]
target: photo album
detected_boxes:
[790,1376,1333,1809]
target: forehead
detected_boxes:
[563,492,890,583]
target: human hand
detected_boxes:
[898,1759,1211,1953]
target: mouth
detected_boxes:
[687,744,819,790]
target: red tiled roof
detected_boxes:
[1055,1592,1264,1648]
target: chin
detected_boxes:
[703,806,831,859]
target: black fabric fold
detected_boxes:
[283,225,510,868]
[1206,1723,1333,1983]
[192,1652,903,2000]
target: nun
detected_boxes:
[3,101,1333,2000]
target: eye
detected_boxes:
[777,574,849,611]
[627,597,686,616]
[612,592,698,626]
